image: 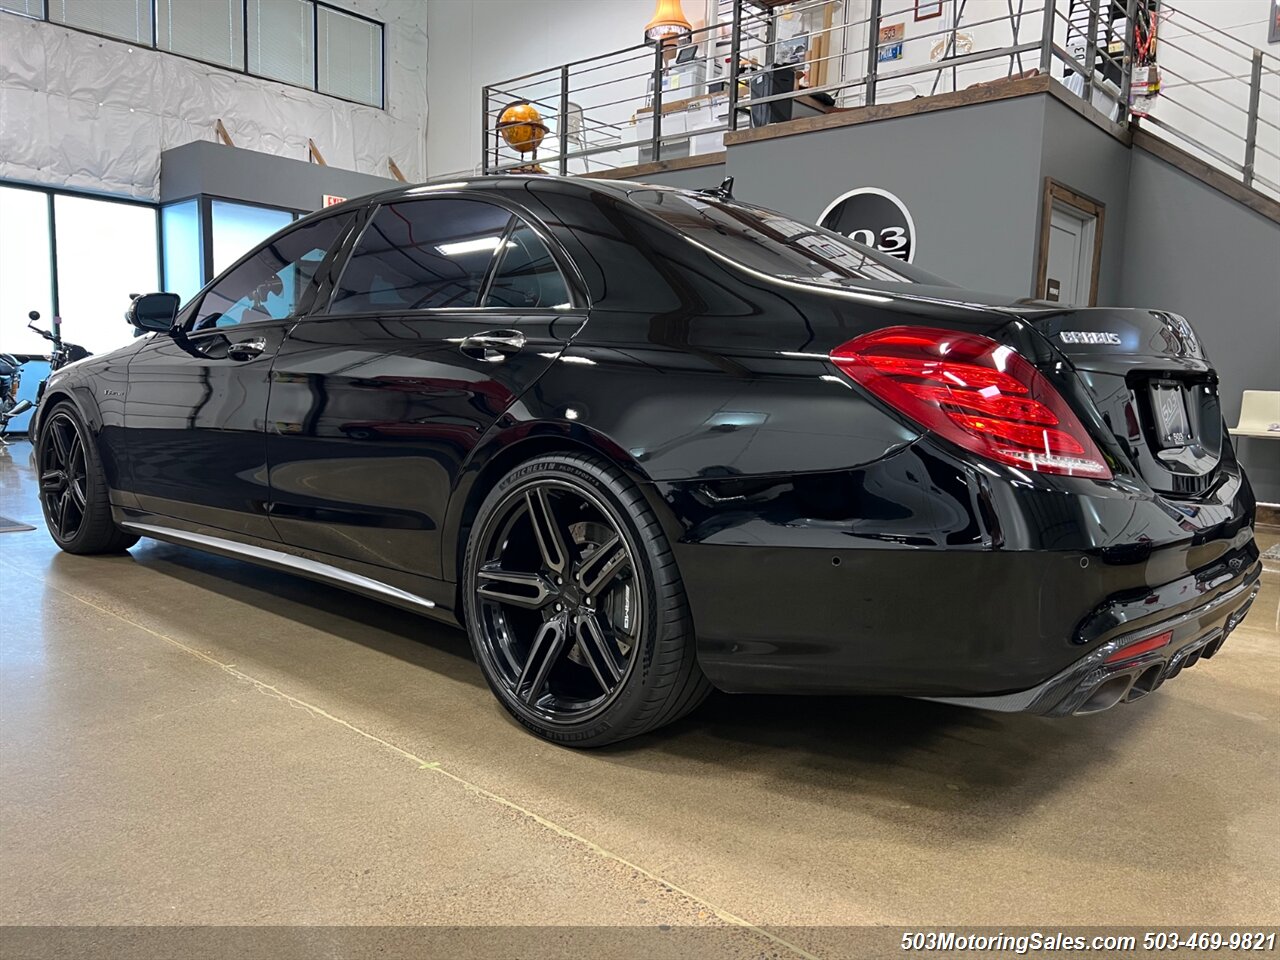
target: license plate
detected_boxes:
[1150,381,1193,447]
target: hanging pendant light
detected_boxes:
[644,0,692,44]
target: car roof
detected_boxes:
[317,174,698,214]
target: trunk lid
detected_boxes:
[1021,306,1225,497]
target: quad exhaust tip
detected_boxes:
[1076,674,1134,714]
[1072,627,1234,715]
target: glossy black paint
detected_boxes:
[36,175,1261,706]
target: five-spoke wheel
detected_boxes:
[36,402,138,554]
[464,453,710,746]
[39,411,89,542]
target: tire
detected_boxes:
[463,452,711,746]
[37,401,138,555]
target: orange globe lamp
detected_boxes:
[497,103,548,154]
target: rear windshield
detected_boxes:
[627,188,949,287]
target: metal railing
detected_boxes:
[477,0,1278,201]
[1136,3,1279,197]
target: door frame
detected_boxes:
[1033,178,1106,306]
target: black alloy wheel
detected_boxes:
[37,402,138,554]
[40,410,89,542]
[464,453,710,746]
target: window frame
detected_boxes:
[1,0,385,110]
[180,207,359,334]
[315,193,589,322]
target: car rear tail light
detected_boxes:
[1105,630,1172,664]
[830,326,1112,479]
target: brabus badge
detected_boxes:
[1058,331,1121,345]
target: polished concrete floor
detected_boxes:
[1,438,1277,953]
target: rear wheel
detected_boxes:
[463,453,710,746]
[37,402,138,554]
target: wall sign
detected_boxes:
[877,22,905,62]
[818,187,917,262]
[323,194,347,207]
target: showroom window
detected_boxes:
[0,0,44,18]
[48,0,151,45]
[317,4,383,107]
[0,185,160,357]
[190,213,353,330]
[484,222,570,309]
[52,194,160,355]
[211,200,296,276]
[330,200,514,314]
[0,185,55,355]
[248,0,315,88]
[2,0,384,108]
[156,0,245,71]
[161,199,203,305]
[0,183,162,358]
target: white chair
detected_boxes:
[560,102,589,172]
[1229,390,1280,439]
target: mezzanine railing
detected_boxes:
[472,0,1278,202]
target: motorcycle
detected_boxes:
[10,310,92,442]
[0,350,29,444]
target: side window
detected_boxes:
[484,222,570,309]
[190,213,353,331]
[328,198,513,314]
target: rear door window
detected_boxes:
[329,198,513,313]
[483,221,570,309]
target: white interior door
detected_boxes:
[1044,203,1096,305]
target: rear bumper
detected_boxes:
[657,439,1262,701]
[929,566,1261,716]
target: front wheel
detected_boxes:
[37,402,138,554]
[463,453,710,746]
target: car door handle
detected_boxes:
[456,330,526,363]
[227,337,267,361]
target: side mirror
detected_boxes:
[126,292,181,332]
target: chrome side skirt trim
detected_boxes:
[121,521,436,611]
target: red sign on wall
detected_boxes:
[323,195,347,207]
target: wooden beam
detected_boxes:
[388,157,408,183]
[214,119,234,147]
[724,74,1053,146]
[1132,128,1280,225]
[307,138,327,166]
[584,152,727,181]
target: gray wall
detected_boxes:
[1038,99,1132,306]
[709,95,1049,297]
[160,141,400,212]
[1121,150,1280,502]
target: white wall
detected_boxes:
[0,0,428,200]
[1152,0,1280,193]
[425,0,659,177]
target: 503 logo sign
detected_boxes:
[817,187,916,262]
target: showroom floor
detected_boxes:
[1,438,1277,953]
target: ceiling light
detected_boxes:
[435,236,509,257]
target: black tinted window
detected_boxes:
[190,213,353,331]
[330,199,513,313]
[484,222,570,309]
[629,189,946,285]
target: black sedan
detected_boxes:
[34,176,1262,746]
